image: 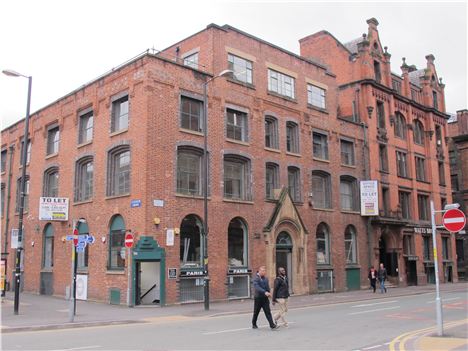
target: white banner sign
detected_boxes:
[76,274,88,300]
[360,180,379,216]
[39,197,69,221]
[11,228,20,249]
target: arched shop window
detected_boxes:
[108,215,125,270]
[228,218,248,267]
[316,222,330,265]
[180,215,203,268]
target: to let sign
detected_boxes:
[39,197,69,221]
[442,209,466,233]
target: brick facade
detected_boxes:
[300,18,457,286]
[1,20,456,305]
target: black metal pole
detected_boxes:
[203,81,210,311]
[14,75,32,315]
[73,244,78,315]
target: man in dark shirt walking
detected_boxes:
[252,266,278,330]
[272,267,290,327]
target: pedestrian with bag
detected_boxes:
[273,267,290,328]
[368,266,377,293]
[377,263,387,293]
[252,266,278,330]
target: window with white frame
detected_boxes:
[340,176,359,211]
[307,84,326,109]
[78,110,94,144]
[340,139,355,166]
[43,167,59,197]
[268,69,295,99]
[183,52,199,69]
[111,95,129,133]
[180,96,203,132]
[265,162,279,200]
[311,171,332,209]
[228,54,253,84]
[264,116,279,149]
[74,157,93,202]
[288,166,301,202]
[286,121,299,153]
[47,126,60,155]
[313,132,328,160]
[316,223,330,265]
[177,146,203,196]
[224,155,251,201]
[345,225,357,264]
[107,146,130,196]
[226,108,248,142]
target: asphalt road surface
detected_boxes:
[2,290,467,350]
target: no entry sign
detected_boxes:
[124,233,134,248]
[442,208,466,232]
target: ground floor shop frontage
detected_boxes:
[3,190,458,306]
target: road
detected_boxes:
[2,290,467,350]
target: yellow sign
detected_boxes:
[0,260,5,291]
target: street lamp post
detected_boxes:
[2,69,32,315]
[202,69,233,311]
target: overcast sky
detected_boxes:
[1,0,466,130]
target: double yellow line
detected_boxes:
[389,319,467,351]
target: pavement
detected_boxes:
[1,282,467,350]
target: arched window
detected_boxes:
[286,121,299,153]
[77,220,89,269]
[177,146,204,196]
[224,154,252,201]
[413,120,424,145]
[228,218,248,267]
[107,145,130,196]
[43,167,59,197]
[180,215,203,267]
[265,162,279,199]
[265,116,279,149]
[288,166,301,202]
[311,171,331,209]
[340,176,359,211]
[42,224,54,269]
[345,225,357,264]
[316,223,330,265]
[108,215,125,270]
[394,113,407,139]
[74,157,93,202]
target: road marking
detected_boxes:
[351,300,398,308]
[389,318,468,351]
[203,322,295,335]
[426,297,460,303]
[362,344,382,350]
[50,347,102,351]
[348,306,400,315]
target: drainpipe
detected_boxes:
[2,145,15,287]
[362,106,374,269]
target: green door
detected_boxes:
[346,268,360,290]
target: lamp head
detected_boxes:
[2,69,24,78]
[216,69,234,78]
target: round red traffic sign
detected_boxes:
[124,233,134,248]
[73,228,79,247]
[442,208,466,232]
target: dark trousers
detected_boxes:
[252,296,276,328]
[370,279,376,292]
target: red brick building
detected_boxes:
[0,21,455,306]
[300,18,457,286]
[448,109,468,280]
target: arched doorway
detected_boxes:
[276,232,293,293]
[379,234,398,279]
